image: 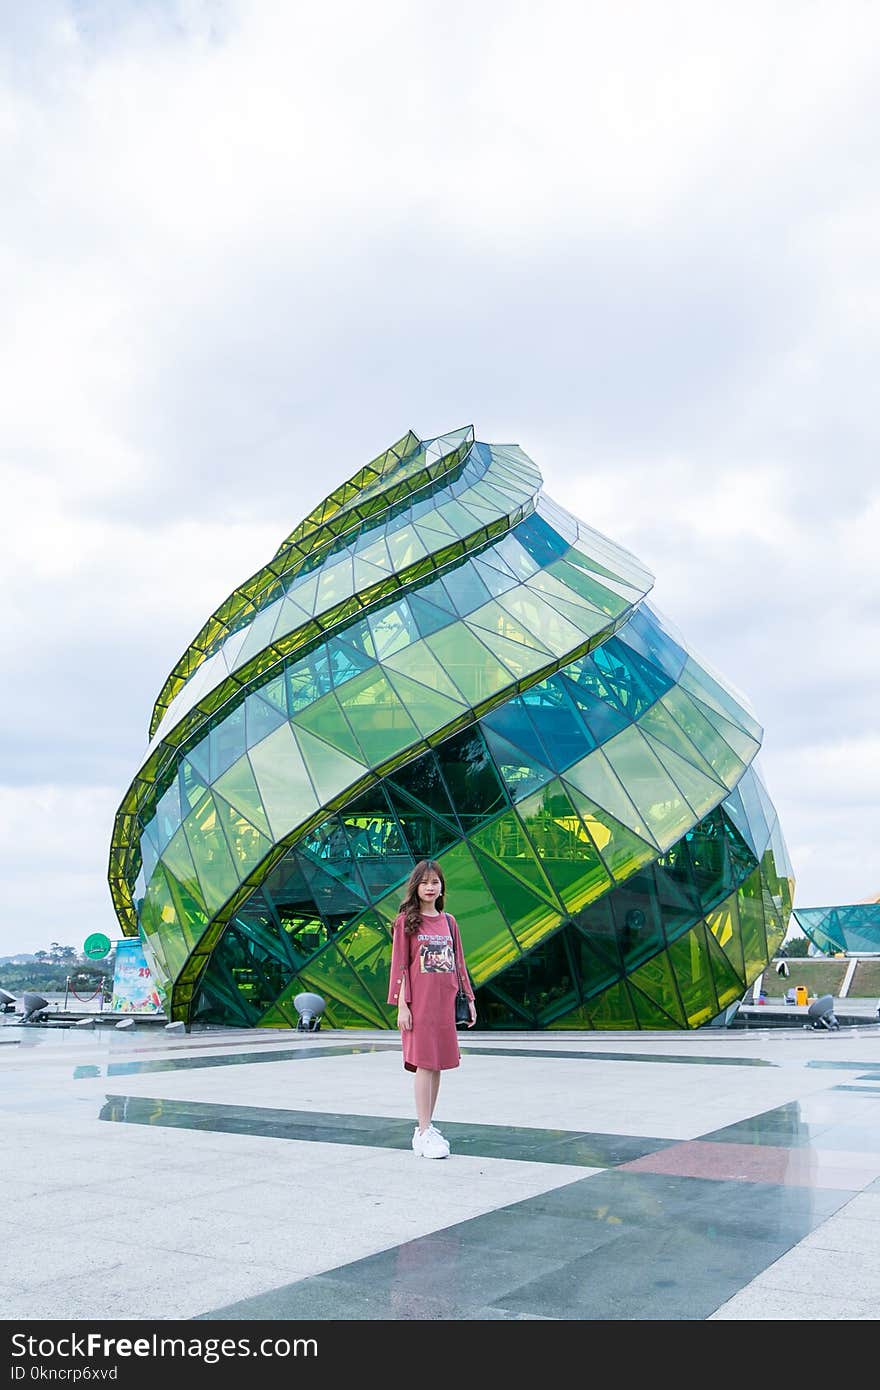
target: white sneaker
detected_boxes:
[411,1125,424,1156]
[427,1123,450,1152]
[420,1126,450,1159]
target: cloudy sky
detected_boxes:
[2,0,878,956]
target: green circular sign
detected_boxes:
[83,933,112,960]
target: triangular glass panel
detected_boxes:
[667,924,718,1027]
[470,843,562,953]
[563,748,655,844]
[292,726,366,804]
[469,810,562,908]
[581,978,639,1030]
[465,620,552,681]
[705,894,745,980]
[213,754,273,838]
[481,698,554,770]
[383,669,468,739]
[643,731,727,821]
[639,701,728,787]
[483,727,555,803]
[560,782,656,884]
[247,723,318,840]
[603,727,696,848]
[628,963,687,1027]
[704,921,746,1008]
[292,690,363,762]
[408,592,457,639]
[685,681,763,761]
[212,791,273,877]
[560,673,631,744]
[516,781,614,913]
[423,625,518,706]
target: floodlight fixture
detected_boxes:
[293,992,326,1032]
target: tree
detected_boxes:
[779,937,811,958]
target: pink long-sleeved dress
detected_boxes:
[387,910,474,1072]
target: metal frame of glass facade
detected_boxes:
[108,428,795,1028]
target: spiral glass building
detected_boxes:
[109,427,794,1028]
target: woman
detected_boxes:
[387,859,476,1158]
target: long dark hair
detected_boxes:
[399,860,446,935]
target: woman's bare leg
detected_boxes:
[414,1068,439,1131]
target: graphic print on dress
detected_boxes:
[419,936,455,973]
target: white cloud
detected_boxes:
[2,0,879,953]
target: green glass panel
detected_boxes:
[335,670,420,766]
[248,724,318,840]
[582,978,639,1030]
[679,660,763,741]
[335,914,393,1013]
[386,526,427,569]
[568,926,621,1000]
[639,701,728,788]
[704,923,745,1008]
[561,782,656,883]
[704,895,745,980]
[213,756,272,838]
[470,811,561,907]
[470,845,562,953]
[643,732,728,820]
[434,841,521,980]
[629,951,687,1026]
[142,874,188,979]
[668,924,717,1027]
[423,625,517,707]
[293,946,387,1028]
[516,782,612,912]
[385,792,459,861]
[738,869,769,978]
[658,688,744,789]
[160,826,205,903]
[629,978,684,1029]
[466,621,553,681]
[563,749,656,844]
[292,691,364,762]
[212,792,273,877]
[495,590,585,659]
[382,640,470,703]
[526,571,610,634]
[182,794,240,914]
[258,672,289,715]
[546,557,628,618]
[161,866,204,951]
[384,669,468,738]
[691,694,762,769]
[292,727,366,804]
[603,727,696,847]
[466,598,554,653]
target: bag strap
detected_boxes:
[445,912,463,991]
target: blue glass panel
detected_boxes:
[481,697,553,768]
[512,512,569,567]
[623,604,688,682]
[561,674,631,743]
[483,727,554,803]
[408,593,457,639]
[244,691,287,746]
[439,563,493,617]
[209,703,247,780]
[520,679,596,768]
[326,635,375,686]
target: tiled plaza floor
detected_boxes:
[1,1020,879,1321]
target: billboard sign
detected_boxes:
[111,938,162,1014]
